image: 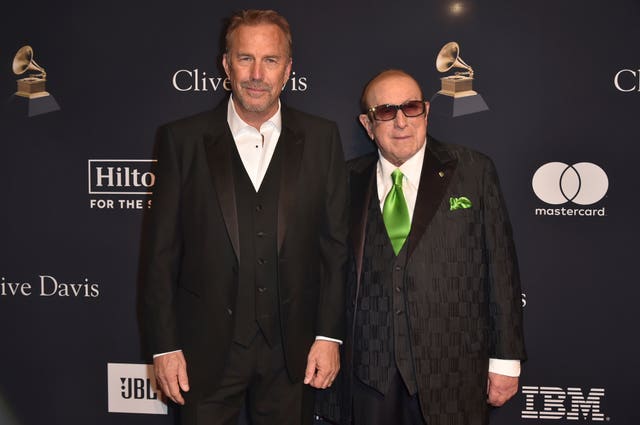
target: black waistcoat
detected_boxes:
[353,192,418,395]
[231,142,281,347]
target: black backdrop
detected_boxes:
[2,1,639,424]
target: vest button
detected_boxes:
[395,309,403,315]
[395,286,402,293]
[255,204,263,212]
[227,308,233,316]
[258,258,267,265]
[394,265,402,271]
[256,231,265,237]
[257,287,267,293]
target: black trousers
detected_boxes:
[352,369,426,425]
[185,331,314,425]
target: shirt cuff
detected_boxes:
[153,349,182,358]
[315,336,343,345]
[489,358,521,377]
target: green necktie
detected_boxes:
[383,169,411,255]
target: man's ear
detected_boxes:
[359,114,375,140]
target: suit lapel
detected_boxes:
[277,108,305,253]
[406,137,458,259]
[203,105,240,260]
[350,158,377,283]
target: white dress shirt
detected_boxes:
[227,95,281,191]
[376,141,520,377]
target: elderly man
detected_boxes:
[341,69,526,425]
[139,9,348,425]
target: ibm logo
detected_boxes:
[522,386,606,421]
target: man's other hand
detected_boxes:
[303,340,340,389]
[487,372,518,406]
[154,350,190,405]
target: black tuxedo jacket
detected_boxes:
[139,100,348,399]
[342,137,526,425]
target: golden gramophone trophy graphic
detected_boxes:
[10,45,60,117]
[429,41,488,117]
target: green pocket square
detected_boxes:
[449,196,472,211]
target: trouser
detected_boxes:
[352,368,425,425]
[185,331,314,425]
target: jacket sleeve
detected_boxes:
[315,123,349,341]
[139,124,183,359]
[482,157,527,361]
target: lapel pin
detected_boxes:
[438,171,445,178]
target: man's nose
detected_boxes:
[394,108,408,128]
[250,63,264,80]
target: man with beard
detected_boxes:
[140,9,348,425]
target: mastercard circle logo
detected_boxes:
[532,162,608,205]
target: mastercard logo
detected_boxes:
[532,162,608,205]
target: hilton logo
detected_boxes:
[107,363,167,415]
[521,386,606,421]
[88,159,156,194]
[88,159,156,210]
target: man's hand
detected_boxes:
[487,372,518,406]
[154,351,190,405]
[303,340,340,389]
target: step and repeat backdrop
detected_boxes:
[1,1,639,424]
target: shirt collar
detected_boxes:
[377,140,427,189]
[227,94,282,137]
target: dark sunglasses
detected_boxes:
[367,100,426,121]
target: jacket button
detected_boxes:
[227,308,233,316]
[395,286,401,293]
[395,309,403,315]
[257,287,267,293]
[257,258,267,265]
[394,265,402,271]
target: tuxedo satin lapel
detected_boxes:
[204,129,240,260]
[277,126,304,253]
[351,161,376,283]
[406,142,458,259]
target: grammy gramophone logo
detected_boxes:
[14,45,49,98]
[430,41,488,117]
[10,45,60,116]
[436,42,477,98]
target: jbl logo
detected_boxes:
[107,363,167,414]
[120,377,159,400]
